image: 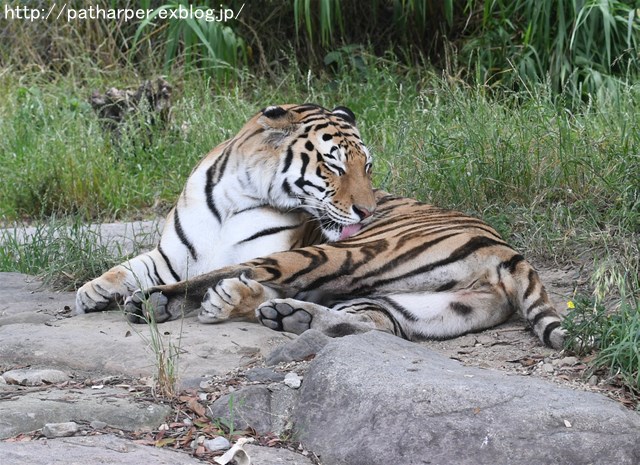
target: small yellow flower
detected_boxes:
[567,301,575,309]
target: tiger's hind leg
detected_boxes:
[256,298,402,338]
[379,288,517,342]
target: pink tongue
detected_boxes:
[339,224,362,240]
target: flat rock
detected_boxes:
[0,273,73,325]
[244,444,315,464]
[3,368,69,386]
[294,332,640,465]
[0,434,204,465]
[0,435,314,465]
[0,273,295,379]
[0,387,170,439]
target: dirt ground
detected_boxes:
[418,265,638,410]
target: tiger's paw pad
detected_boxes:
[124,290,169,324]
[257,300,312,334]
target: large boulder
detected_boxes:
[293,331,640,465]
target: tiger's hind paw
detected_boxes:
[257,299,314,334]
[124,290,170,324]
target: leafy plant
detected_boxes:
[292,0,454,55]
[129,293,183,400]
[213,394,244,439]
[131,0,247,79]
[461,0,640,101]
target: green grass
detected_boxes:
[0,61,638,395]
[0,216,155,290]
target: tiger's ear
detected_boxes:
[258,105,297,131]
[332,106,356,125]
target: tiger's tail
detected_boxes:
[503,255,566,349]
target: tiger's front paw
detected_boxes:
[198,274,273,324]
[75,279,124,314]
[124,289,170,324]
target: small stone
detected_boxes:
[3,368,69,386]
[474,335,495,346]
[542,363,555,374]
[42,422,78,438]
[204,436,231,451]
[588,375,599,386]
[245,367,285,383]
[559,356,578,366]
[284,372,302,389]
[90,420,108,430]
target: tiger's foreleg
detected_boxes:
[123,265,257,323]
[76,249,173,314]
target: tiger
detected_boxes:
[75,104,375,314]
[116,106,567,350]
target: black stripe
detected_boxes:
[141,259,152,283]
[500,254,525,273]
[236,127,265,150]
[214,145,233,183]
[531,308,556,327]
[235,204,271,215]
[543,321,562,347]
[298,151,310,179]
[354,235,503,294]
[450,302,473,316]
[379,296,419,322]
[280,248,330,285]
[305,240,390,289]
[237,224,301,245]
[526,296,546,315]
[158,244,180,282]
[356,233,459,281]
[292,104,322,113]
[282,146,294,173]
[523,269,537,300]
[436,280,458,292]
[378,306,409,339]
[174,208,198,261]
[93,285,111,299]
[148,256,165,285]
[282,179,292,196]
[205,164,222,223]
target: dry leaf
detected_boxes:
[155,437,175,447]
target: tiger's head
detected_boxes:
[256,104,376,241]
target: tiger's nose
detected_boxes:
[352,205,374,220]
